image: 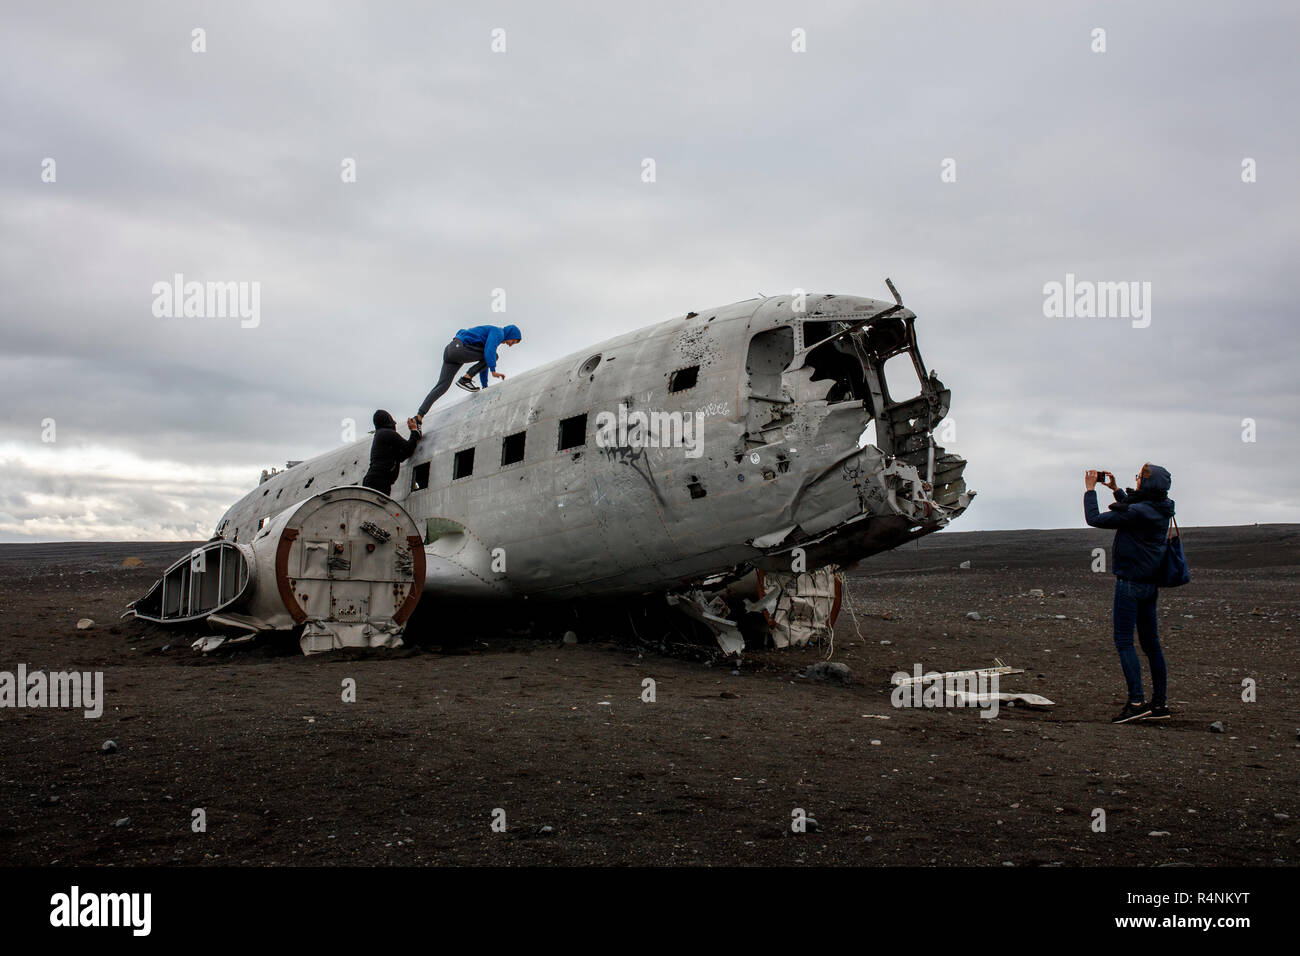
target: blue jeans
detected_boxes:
[1112,578,1166,705]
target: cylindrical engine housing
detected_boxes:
[239,486,425,649]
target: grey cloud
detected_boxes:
[1,0,1297,540]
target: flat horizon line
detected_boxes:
[1,521,1296,547]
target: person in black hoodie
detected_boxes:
[362,410,421,496]
[1084,463,1176,723]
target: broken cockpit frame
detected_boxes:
[684,281,974,652]
[795,279,967,509]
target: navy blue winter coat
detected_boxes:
[1083,464,1175,582]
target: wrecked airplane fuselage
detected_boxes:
[130,284,973,654]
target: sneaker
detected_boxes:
[1112,701,1152,723]
[455,377,480,392]
[1143,703,1171,720]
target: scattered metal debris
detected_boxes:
[667,591,745,656]
[946,691,1055,708]
[891,663,1026,687]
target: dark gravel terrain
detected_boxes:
[0,525,1295,866]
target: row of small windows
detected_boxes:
[409,363,700,490]
[238,364,703,529]
[412,412,589,490]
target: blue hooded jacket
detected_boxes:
[1084,464,1175,582]
[455,324,522,386]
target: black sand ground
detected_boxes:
[0,525,1295,866]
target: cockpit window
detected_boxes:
[881,352,924,404]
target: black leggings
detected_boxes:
[361,472,394,496]
[418,338,487,416]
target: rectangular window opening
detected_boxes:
[452,448,475,480]
[669,365,699,392]
[558,414,587,451]
[501,431,526,466]
[881,352,924,405]
[411,461,431,490]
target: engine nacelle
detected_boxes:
[130,487,425,654]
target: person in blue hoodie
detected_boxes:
[1084,463,1176,723]
[414,324,522,423]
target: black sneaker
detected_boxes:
[1143,703,1171,720]
[455,377,479,392]
[1112,701,1152,723]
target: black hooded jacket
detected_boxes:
[362,411,420,492]
[1083,464,1176,582]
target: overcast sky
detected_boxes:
[1,1,1296,542]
